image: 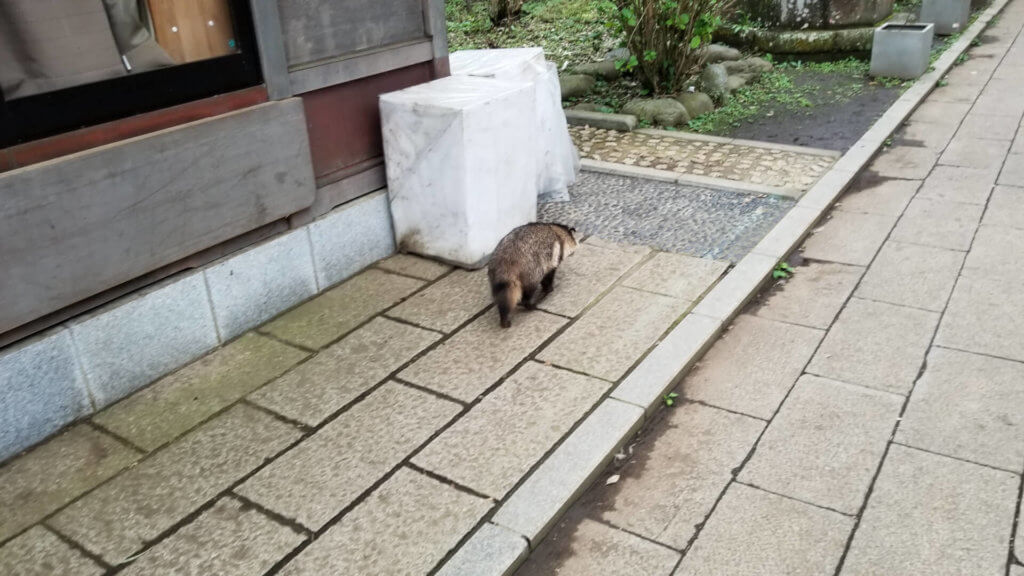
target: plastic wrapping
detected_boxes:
[380,75,538,268]
[450,48,580,202]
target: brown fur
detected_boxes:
[488,222,578,328]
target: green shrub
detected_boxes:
[490,0,525,23]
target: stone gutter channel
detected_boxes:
[434,0,1013,572]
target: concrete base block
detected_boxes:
[309,192,396,289]
[920,0,970,35]
[870,24,935,79]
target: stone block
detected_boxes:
[676,484,853,576]
[205,230,318,340]
[868,146,938,179]
[740,375,902,513]
[998,153,1024,186]
[842,445,1019,575]
[435,523,528,576]
[622,252,727,300]
[119,497,305,576]
[683,315,824,420]
[908,100,972,124]
[0,526,103,576]
[800,211,897,266]
[920,0,970,34]
[250,318,439,426]
[94,333,308,450]
[49,405,300,564]
[308,191,396,289]
[939,136,1011,170]
[897,347,1024,471]
[870,24,934,79]
[753,206,821,259]
[492,399,644,544]
[0,425,140,543]
[837,175,920,215]
[916,165,997,204]
[895,121,959,151]
[753,261,864,329]
[961,224,1024,279]
[564,110,637,131]
[937,275,1024,362]
[598,403,763,548]
[538,286,689,381]
[387,269,491,333]
[807,298,938,395]
[957,112,1018,141]
[278,468,490,576]
[690,252,776,321]
[519,518,680,576]
[377,253,452,280]
[0,329,91,463]
[236,382,460,530]
[70,272,218,409]
[414,362,608,498]
[538,241,649,317]
[854,241,965,311]
[400,310,566,402]
[982,185,1024,229]
[890,197,984,250]
[262,269,424,349]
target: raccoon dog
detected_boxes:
[488,222,579,328]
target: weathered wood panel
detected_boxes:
[0,100,315,335]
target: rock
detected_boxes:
[620,98,691,127]
[560,74,596,100]
[699,64,730,104]
[573,60,620,81]
[605,47,631,62]
[675,92,715,118]
[714,26,874,54]
[572,102,614,113]
[726,75,748,92]
[564,110,637,131]
[702,43,742,64]
[722,57,773,80]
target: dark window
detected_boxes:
[0,0,262,147]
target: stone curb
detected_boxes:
[635,128,843,158]
[564,110,638,131]
[436,0,1010,571]
[580,158,804,199]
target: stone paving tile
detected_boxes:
[414,362,608,498]
[895,120,959,151]
[682,315,823,419]
[48,405,300,564]
[622,252,727,300]
[907,101,972,124]
[249,318,440,426]
[842,444,1019,576]
[279,468,490,576]
[936,275,1024,362]
[897,347,1024,472]
[93,333,309,451]
[399,310,567,402]
[800,211,898,266]
[999,153,1024,187]
[0,425,140,544]
[973,83,1024,119]
[520,518,680,576]
[538,286,689,382]
[596,403,764,548]
[956,112,1020,141]
[387,268,492,333]
[890,197,984,251]
[236,382,460,530]
[961,224,1024,278]
[739,375,902,514]
[939,137,1011,171]
[916,165,998,205]
[436,523,527,576]
[0,526,103,576]
[262,269,424,349]
[538,242,650,317]
[1018,497,1024,565]
[868,146,939,180]
[807,298,939,395]
[119,497,305,576]
[835,175,919,216]
[984,186,1024,229]
[854,241,965,311]
[376,253,452,280]
[675,483,853,576]
[753,261,864,330]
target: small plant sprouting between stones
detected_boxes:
[772,261,795,279]
[663,392,680,406]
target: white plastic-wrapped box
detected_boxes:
[450,48,580,202]
[380,75,537,268]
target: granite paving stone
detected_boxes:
[1017,497,1023,564]
[752,261,863,329]
[961,224,1024,278]
[916,165,997,205]
[675,483,853,576]
[907,101,973,124]
[800,211,897,266]
[414,362,608,498]
[278,468,490,576]
[0,526,103,576]
[972,83,1024,118]
[854,241,965,311]
[538,286,689,382]
[1013,565,1024,576]
[119,497,305,576]
[537,242,650,317]
[835,175,919,216]
[597,402,764,548]
[939,136,1011,171]
[248,317,440,426]
[386,268,492,332]
[896,347,1024,471]
[236,382,461,530]
[936,275,1024,362]
[956,112,1020,141]
[868,146,939,179]
[894,120,959,151]
[807,298,939,395]
[682,315,823,419]
[48,405,301,564]
[622,252,727,300]
[435,523,528,576]
[261,269,424,349]
[982,186,1024,229]
[739,375,902,514]
[998,153,1024,187]
[376,253,452,280]
[399,310,567,402]
[890,197,984,251]
[842,444,1019,576]
[519,518,680,576]
[93,333,309,450]
[0,425,140,543]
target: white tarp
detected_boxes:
[380,75,538,268]
[450,48,580,202]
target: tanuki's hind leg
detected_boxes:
[493,282,521,328]
[521,284,538,309]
